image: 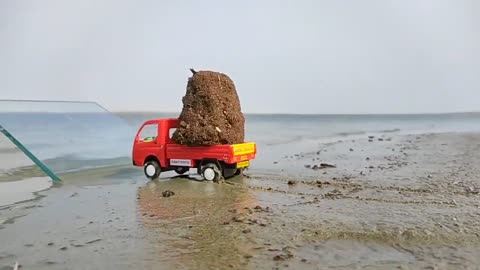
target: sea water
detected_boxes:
[1,112,480,174]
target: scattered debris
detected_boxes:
[162,190,175,197]
[273,252,293,261]
[242,229,252,234]
[254,205,271,212]
[86,239,102,244]
[287,180,297,185]
[319,163,336,168]
[232,216,244,223]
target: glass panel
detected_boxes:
[0,100,138,175]
[139,124,158,142]
[168,128,177,139]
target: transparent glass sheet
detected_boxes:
[0,100,137,174]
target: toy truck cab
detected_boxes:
[132,118,256,181]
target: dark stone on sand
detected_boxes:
[312,165,319,170]
[254,205,271,212]
[232,216,244,222]
[162,190,175,197]
[378,138,384,141]
[273,161,278,164]
[171,70,244,146]
[242,229,252,234]
[304,165,311,168]
[287,180,297,185]
[319,163,336,168]
[366,157,370,160]
[273,253,293,261]
[368,136,375,139]
[59,246,68,251]
[349,148,354,151]
[47,242,54,246]
[86,239,102,244]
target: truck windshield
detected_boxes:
[139,124,158,142]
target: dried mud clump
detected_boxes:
[171,69,245,146]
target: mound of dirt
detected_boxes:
[171,69,245,146]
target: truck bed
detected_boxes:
[166,142,256,164]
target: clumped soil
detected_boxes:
[172,70,245,146]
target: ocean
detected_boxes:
[1,111,480,175]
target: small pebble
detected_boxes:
[162,190,175,197]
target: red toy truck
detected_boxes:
[132,118,256,181]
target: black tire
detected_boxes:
[144,160,161,180]
[174,167,189,175]
[234,168,244,176]
[201,163,222,182]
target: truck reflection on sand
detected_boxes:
[136,176,259,269]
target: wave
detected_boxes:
[380,128,401,133]
[41,155,131,174]
[264,135,304,146]
[336,131,367,137]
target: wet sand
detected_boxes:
[1,132,480,269]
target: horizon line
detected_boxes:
[1,99,478,115]
[112,110,480,116]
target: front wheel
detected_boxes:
[144,160,161,180]
[201,163,222,182]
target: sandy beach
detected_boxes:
[1,131,480,269]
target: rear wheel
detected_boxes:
[144,160,161,179]
[201,163,222,182]
[235,168,244,176]
[174,167,189,175]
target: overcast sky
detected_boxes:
[1,1,479,114]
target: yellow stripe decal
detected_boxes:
[237,161,250,168]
